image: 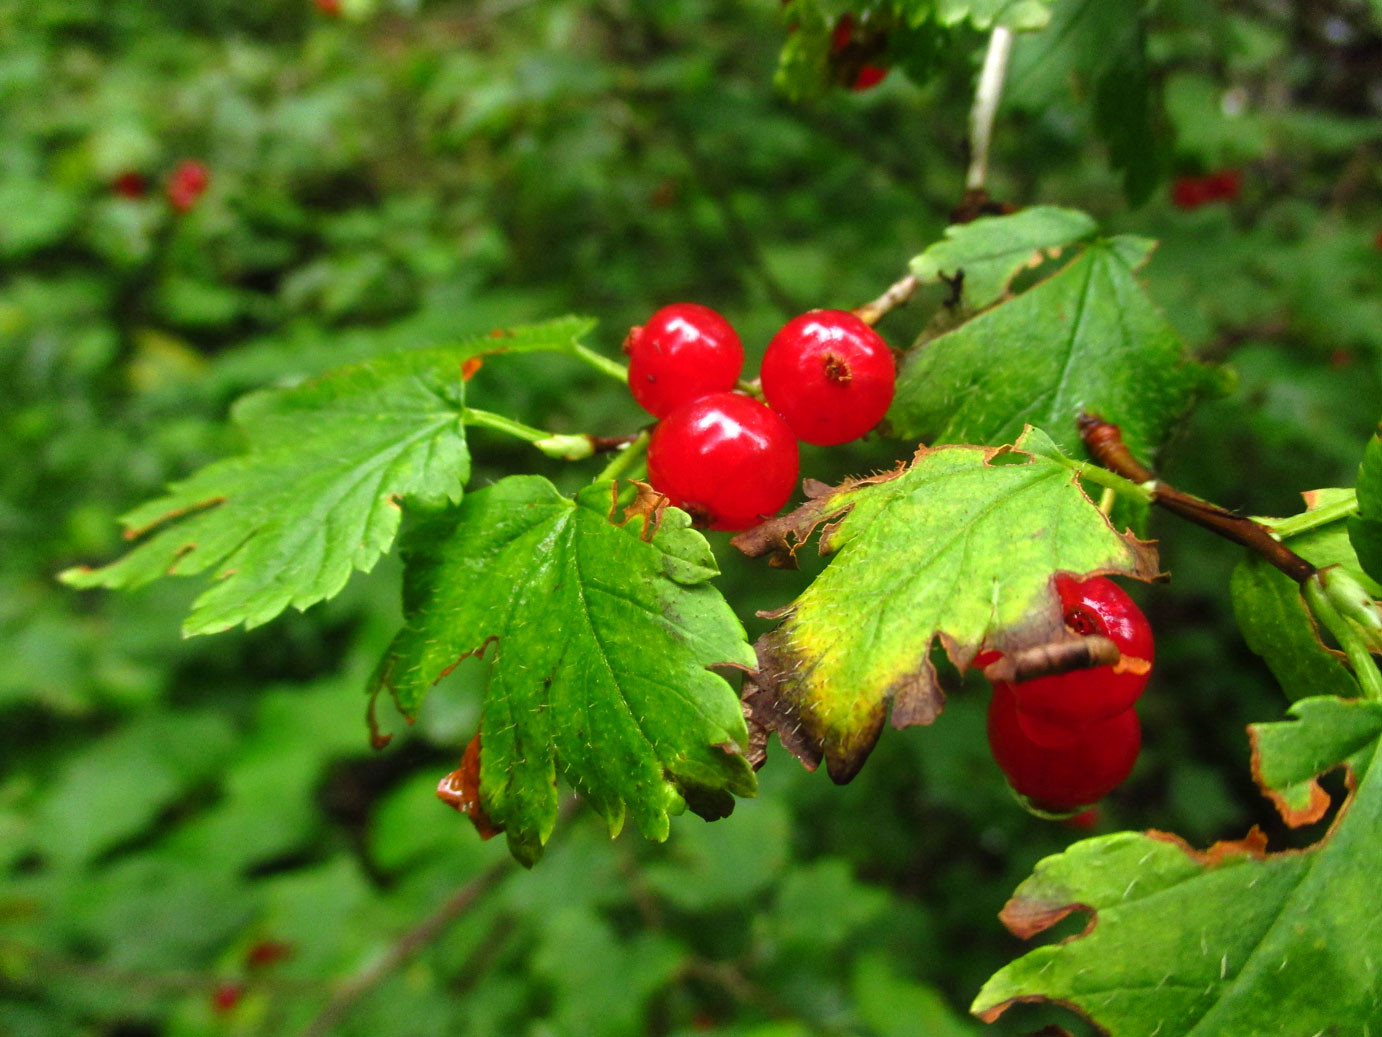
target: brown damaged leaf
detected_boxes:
[733,430,1158,783]
[437,731,503,841]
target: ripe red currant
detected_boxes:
[624,303,744,419]
[166,160,210,213]
[760,310,895,446]
[987,683,1140,812]
[647,392,798,531]
[988,574,1153,727]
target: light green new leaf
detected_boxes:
[1250,696,1382,825]
[891,237,1208,461]
[1233,487,1375,701]
[920,0,1050,30]
[372,476,757,865]
[907,206,1098,312]
[60,317,597,636]
[733,428,1157,782]
[975,700,1382,1036]
[1348,423,1382,585]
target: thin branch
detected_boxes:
[300,860,511,1037]
[966,27,1015,193]
[854,272,920,326]
[1078,414,1317,583]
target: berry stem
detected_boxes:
[1079,414,1318,584]
[571,342,630,384]
[1260,491,1359,539]
[1303,577,1382,702]
[966,27,1014,193]
[593,429,651,485]
[462,408,596,460]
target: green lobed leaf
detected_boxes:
[1007,0,1165,203]
[372,476,757,865]
[907,205,1098,312]
[891,237,1208,461]
[1349,423,1382,585]
[1250,696,1382,826]
[60,317,597,636]
[733,427,1158,782]
[914,0,1051,30]
[975,700,1382,1036]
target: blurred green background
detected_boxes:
[2,0,1380,1033]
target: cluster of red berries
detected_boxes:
[625,303,896,531]
[981,575,1154,813]
[830,15,889,92]
[111,159,211,213]
[1171,168,1242,210]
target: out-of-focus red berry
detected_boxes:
[166,160,210,213]
[210,983,243,1014]
[1172,168,1243,210]
[112,171,147,199]
[245,940,293,970]
[315,0,342,15]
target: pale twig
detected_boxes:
[854,272,920,325]
[966,27,1015,192]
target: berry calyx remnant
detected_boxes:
[987,683,1141,812]
[647,392,798,531]
[760,309,895,445]
[166,159,210,213]
[624,303,745,419]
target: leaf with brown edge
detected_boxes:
[735,427,1157,783]
[1249,696,1382,828]
[372,475,756,865]
[973,710,1382,1036]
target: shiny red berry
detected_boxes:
[166,160,210,213]
[624,303,744,419]
[760,310,895,445]
[647,392,798,531]
[987,683,1140,812]
[989,574,1153,726]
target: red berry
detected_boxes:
[210,983,243,1014]
[166,160,210,213]
[245,940,293,970]
[315,0,342,14]
[851,65,889,91]
[112,171,147,199]
[987,683,1140,812]
[1171,176,1210,210]
[990,574,1154,727]
[760,310,895,446]
[624,303,744,419]
[647,392,798,531]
